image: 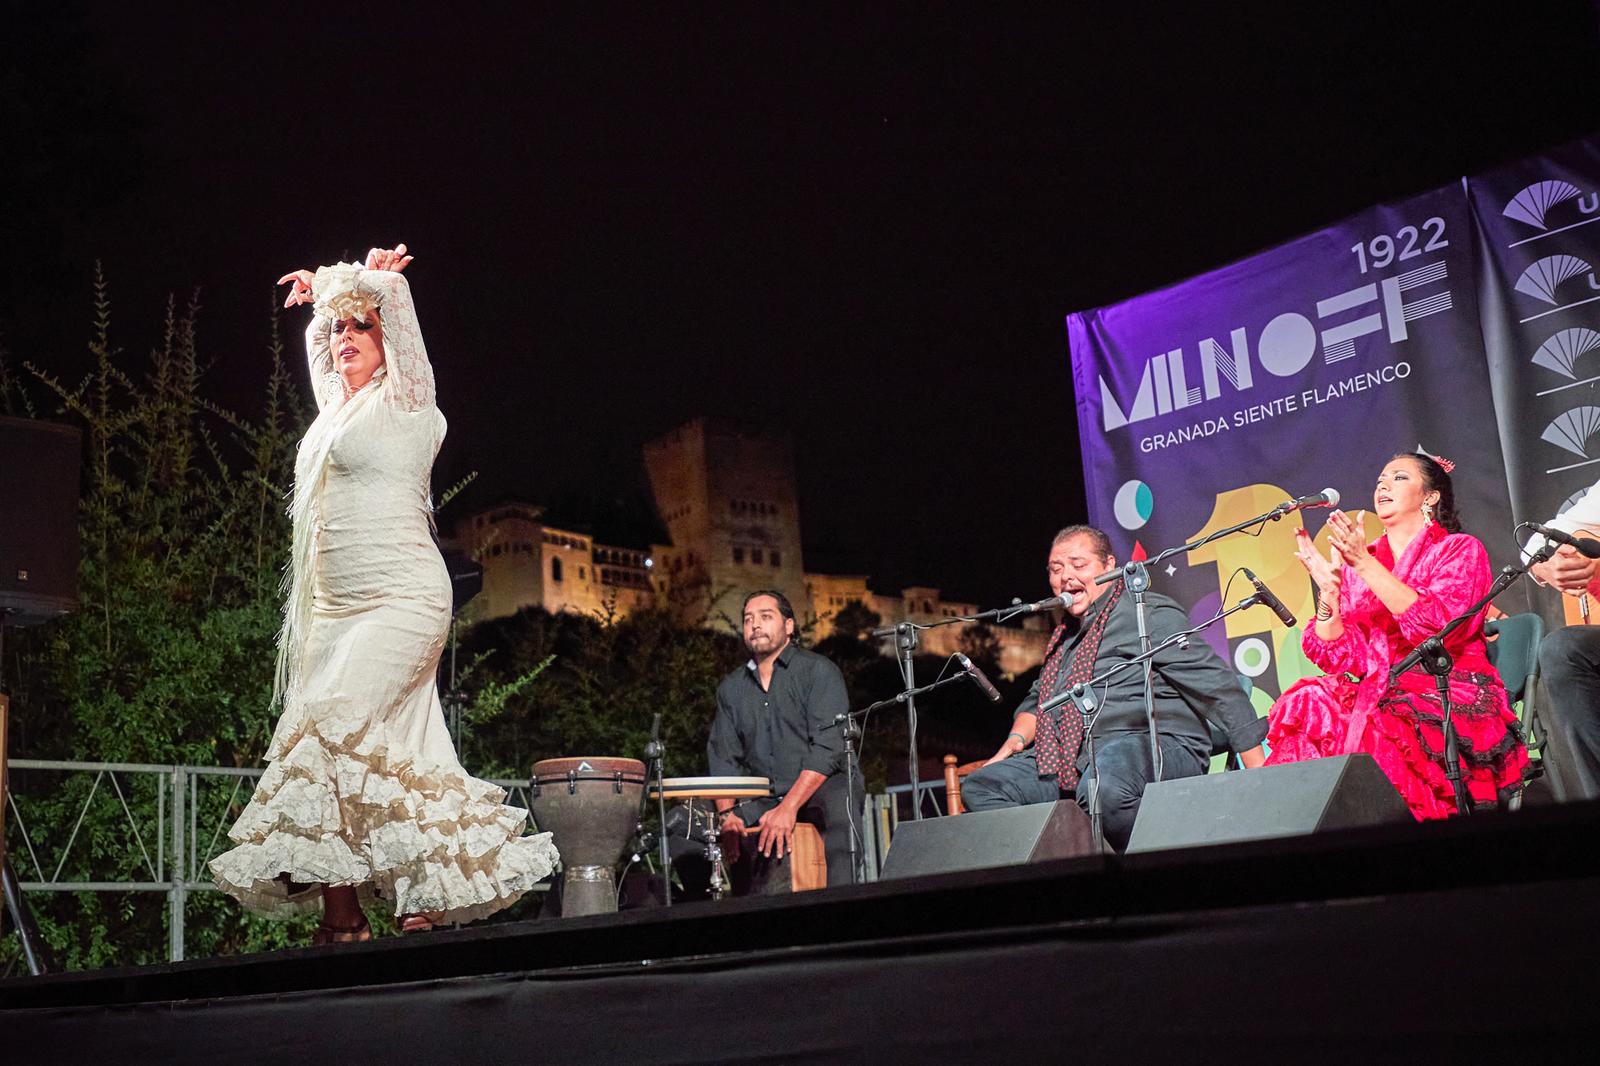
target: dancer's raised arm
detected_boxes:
[308,245,434,412]
[279,267,341,410]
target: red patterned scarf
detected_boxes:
[1034,581,1124,789]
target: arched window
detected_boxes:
[552,557,564,582]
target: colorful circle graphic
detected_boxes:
[1113,479,1153,530]
[1234,637,1271,678]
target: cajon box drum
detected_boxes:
[733,822,827,894]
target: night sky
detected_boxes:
[7,2,1600,606]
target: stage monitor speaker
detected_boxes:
[0,416,82,625]
[879,800,1092,880]
[1126,754,1410,853]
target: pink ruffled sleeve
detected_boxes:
[1394,533,1492,645]
[1300,564,1364,675]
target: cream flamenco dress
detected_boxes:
[210,264,557,923]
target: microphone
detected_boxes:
[955,653,1003,702]
[1008,592,1069,613]
[1241,568,1297,627]
[1275,488,1341,513]
[645,713,664,760]
[1526,521,1600,559]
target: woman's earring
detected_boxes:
[1422,502,1435,524]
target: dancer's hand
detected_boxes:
[364,243,413,273]
[277,269,314,308]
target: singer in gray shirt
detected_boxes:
[962,526,1267,850]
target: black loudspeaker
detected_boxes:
[0,416,82,625]
[879,800,1093,880]
[1126,754,1411,853]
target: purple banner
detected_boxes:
[1067,180,1516,709]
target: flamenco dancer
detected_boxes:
[210,245,557,943]
[1267,451,1529,817]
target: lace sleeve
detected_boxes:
[311,263,435,412]
[303,315,340,410]
[364,270,434,411]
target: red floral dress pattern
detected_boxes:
[1266,522,1528,819]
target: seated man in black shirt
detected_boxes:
[962,525,1267,850]
[708,590,861,887]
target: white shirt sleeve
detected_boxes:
[1523,477,1600,561]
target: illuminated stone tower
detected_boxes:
[643,418,807,632]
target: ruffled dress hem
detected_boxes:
[1268,675,1529,821]
[209,697,558,924]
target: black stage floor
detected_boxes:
[5,801,1600,1063]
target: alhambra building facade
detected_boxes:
[451,417,1050,677]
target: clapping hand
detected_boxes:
[1324,510,1371,575]
[1293,526,1342,607]
[365,243,413,273]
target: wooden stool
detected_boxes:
[943,753,988,815]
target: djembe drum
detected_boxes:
[530,757,648,916]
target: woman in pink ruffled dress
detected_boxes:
[210,245,556,943]
[1266,452,1528,818]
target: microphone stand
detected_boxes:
[866,575,1200,821]
[1038,591,1282,852]
[872,611,1020,819]
[1386,527,1556,817]
[1092,497,1319,780]
[836,709,865,885]
[837,669,973,853]
[643,717,671,907]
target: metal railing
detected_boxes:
[4,757,922,967]
[883,777,956,818]
[3,759,535,962]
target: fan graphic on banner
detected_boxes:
[1063,144,1600,715]
[1469,137,1600,628]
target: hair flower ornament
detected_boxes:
[325,288,378,322]
[1414,443,1456,473]
[312,262,384,323]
